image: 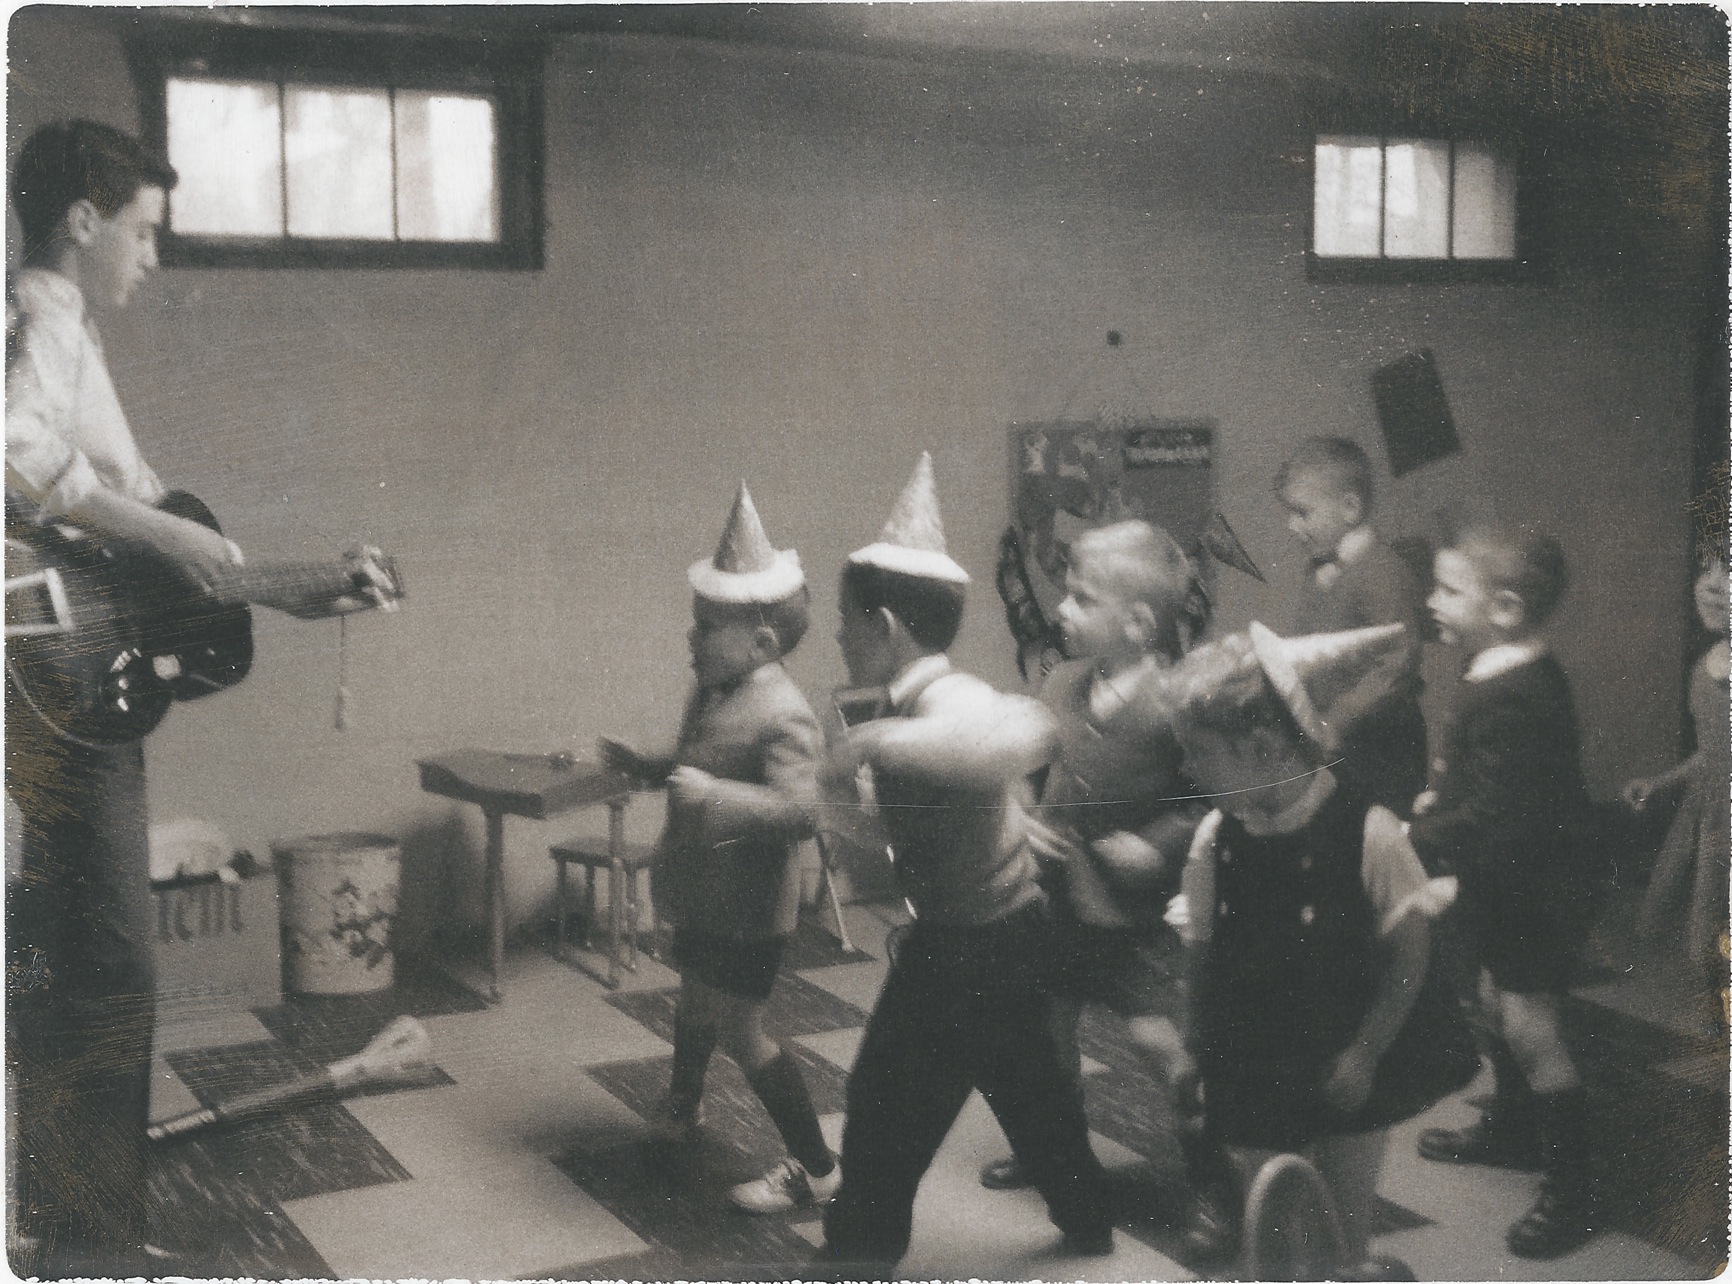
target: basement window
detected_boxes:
[1309,135,1524,282]
[128,24,543,269]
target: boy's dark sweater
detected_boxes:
[1407,652,1590,888]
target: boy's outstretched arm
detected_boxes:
[674,713,822,845]
[852,676,1059,789]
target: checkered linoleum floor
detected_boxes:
[131,896,1723,1281]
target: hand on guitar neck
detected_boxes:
[7,488,404,745]
[236,544,402,620]
[63,488,403,617]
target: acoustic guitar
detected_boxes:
[5,490,402,746]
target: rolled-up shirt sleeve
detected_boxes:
[6,273,163,517]
[6,307,95,510]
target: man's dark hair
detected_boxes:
[841,561,966,652]
[11,120,178,251]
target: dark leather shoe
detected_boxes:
[1417,1113,1541,1169]
[1061,1226,1115,1256]
[979,1156,1034,1190]
[1507,1183,1598,1259]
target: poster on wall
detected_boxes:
[999,420,1215,678]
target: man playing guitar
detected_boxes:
[5,120,395,1277]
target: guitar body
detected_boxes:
[5,491,253,746]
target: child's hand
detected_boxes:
[1023,814,1083,868]
[1322,1045,1376,1115]
[1621,776,1660,811]
[1092,830,1166,890]
[1411,789,1438,817]
[667,765,717,812]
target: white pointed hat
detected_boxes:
[1247,621,1406,753]
[688,482,805,604]
[847,451,970,584]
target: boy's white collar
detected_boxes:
[1237,768,1338,836]
[1333,525,1375,566]
[887,653,952,711]
[1465,639,1548,682]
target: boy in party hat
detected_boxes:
[816,453,1114,1276]
[1166,622,1474,1280]
[600,483,837,1214]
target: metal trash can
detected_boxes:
[274,833,402,995]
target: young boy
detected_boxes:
[6,120,389,1277]
[1275,437,1429,815]
[1168,622,1472,1281]
[815,453,1114,1277]
[600,483,838,1214]
[1408,527,1599,1259]
[975,520,1206,1194]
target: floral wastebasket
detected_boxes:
[274,833,402,995]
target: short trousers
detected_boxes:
[1466,880,1585,995]
[671,928,788,1000]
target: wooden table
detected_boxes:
[416,749,631,1001]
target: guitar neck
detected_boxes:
[225,561,359,615]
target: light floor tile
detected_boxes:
[148,1055,203,1124]
[797,960,887,1013]
[373,1058,647,1161]
[154,1009,273,1053]
[420,999,669,1082]
[1381,1221,1694,1283]
[796,1027,865,1076]
[898,1094,1190,1282]
[280,1155,645,1280]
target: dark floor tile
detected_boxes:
[552,1138,823,1278]
[1369,1195,1433,1235]
[782,912,876,970]
[253,956,485,1065]
[588,1046,849,1167]
[1567,994,1704,1067]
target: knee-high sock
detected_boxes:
[746,1049,832,1176]
[669,1017,718,1113]
[1489,1039,1539,1124]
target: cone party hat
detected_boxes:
[688,482,804,603]
[847,451,970,584]
[1246,621,1406,753]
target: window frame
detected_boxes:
[1305,133,1544,285]
[126,22,544,270]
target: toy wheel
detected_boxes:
[1242,1152,1346,1282]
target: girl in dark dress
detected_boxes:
[1168,623,1474,1279]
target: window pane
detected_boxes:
[1314,135,1382,257]
[1453,142,1518,259]
[396,92,497,242]
[166,78,282,236]
[284,86,393,239]
[1383,139,1450,258]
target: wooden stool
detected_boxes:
[550,804,657,988]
